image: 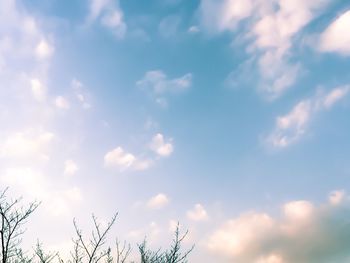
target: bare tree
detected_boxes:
[138,223,194,263]
[163,224,193,263]
[34,241,58,263]
[115,240,131,263]
[0,188,40,263]
[72,214,118,263]
[0,188,193,263]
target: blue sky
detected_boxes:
[1,0,350,262]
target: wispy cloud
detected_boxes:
[137,70,192,106]
[267,85,350,147]
[158,15,182,38]
[199,0,329,99]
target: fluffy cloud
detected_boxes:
[35,38,54,59]
[88,0,127,38]
[149,133,174,157]
[328,190,346,205]
[208,191,350,263]
[30,78,47,102]
[319,10,350,55]
[187,203,209,222]
[0,129,54,160]
[104,146,152,171]
[64,160,79,176]
[268,85,349,147]
[55,96,70,110]
[104,147,136,169]
[147,193,170,210]
[199,0,328,98]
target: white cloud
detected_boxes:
[208,192,350,263]
[89,0,110,20]
[55,96,70,110]
[104,147,136,169]
[88,0,127,39]
[137,70,192,106]
[132,159,154,171]
[322,86,350,108]
[319,10,350,55]
[30,78,47,102]
[199,0,328,98]
[188,26,200,34]
[149,133,174,157]
[283,200,314,222]
[329,190,346,205]
[1,168,82,217]
[64,160,79,176]
[267,85,349,147]
[269,100,312,147]
[199,0,253,32]
[147,193,170,210]
[35,38,54,59]
[104,134,174,172]
[137,70,192,94]
[71,78,92,109]
[0,129,54,160]
[0,0,55,72]
[256,254,286,263]
[104,146,152,171]
[187,204,208,221]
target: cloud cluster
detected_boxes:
[0,0,86,220]
[267,85,350,147]
[104,146,152,171]
[199,0,328,98]
[208,191,350,263]
[104,133,174,172]
[149,133,174,157]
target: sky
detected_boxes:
[1,0,350,262]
